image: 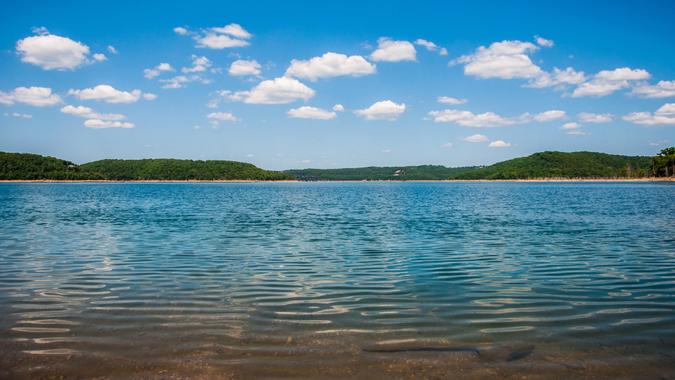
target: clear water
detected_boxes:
[1,182,674,378]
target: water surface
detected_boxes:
[1,182,674,378]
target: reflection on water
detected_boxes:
[0,182,674,378]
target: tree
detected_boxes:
[651,147,675,177]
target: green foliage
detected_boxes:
[650,147,675,177]
[451,151,652,179]
[0,152,292,181]
[287,165,477,181]
[0,152,103,180]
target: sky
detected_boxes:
[1,0,674,170]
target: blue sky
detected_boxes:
[1,0,674,169]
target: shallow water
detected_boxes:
[1,182,674,378]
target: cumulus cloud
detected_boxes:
[332,104,345,112]
[527,67,586,88]
[428,109,519,128]
[182,55,211,73]
[437,96,467,105]
[623,103,675,126]
[572,67,651,97]
[533,110,566,122]
[452,40,542,79]
[562,122,582,130]
[287,106,337,120]
[160,75,190,89]
[463,134,489,143]
[534,35,554,47]
[173,27,188,35]
[60,105,126,120]
[488,140,511,148]
[84,119,134,129]
[219,76,315,104]
[107,45,118,54]
[415,39,447,56]
[144,62,174,79]
[229,59,261,76]
[578,112,613,123]
[0,86,62,106]
[629,80,675,99]
[285,52,376,81]
[355,100,406,120]
[207,112,238,122]
[370,38,416,62]
[190,23,252,49]
[142,93,157,101]
[68,84,142,103]
[93,53,107,62]
[16,32,94,70]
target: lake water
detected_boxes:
[1,182,674,378]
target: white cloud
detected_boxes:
[93,53,107,62]
[437,96,467,105]
[370,38,416,62]
[144,62,174,79]
[16,33,92,70]
[191,24,252,50]
[4,112,32,119]
[228,59,261,76]
[428,109,518,128]
[534,35,554,47]
[173,27,188,35]
[534,110,566,122]
[0,86,62,106]
[572,67,651,97]
[355,100,406,120]
[567,130,589,136]
[623,103,675,126]
[68,84,142,103]
[160,75,190,89]
[207,112,238,122]
[287,106,337,120]
[211,23,252,39]
[488,140,511,148]
[182,55,211,73]
[629,80,675,98]
[196,34,249,49]
[527,67,586,88]
[415,38,447,56]
[578,112,613,123]
[332,104,345,112]
[60,105,126,120]
[439,48,448,56]
[84,119,134,129]
[221,76,315,104]
[107,45,118,54]
[285,52,376,81]
[142,93,157,101]
[562,122,582,130]
[453,40,542,79]
[463,134,489,143]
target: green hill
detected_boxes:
[451,151,652,179]
[0,152,292,180]
[0,152,103,180]
[287,165,477,181]
[80,159,293,180]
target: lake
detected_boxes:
[1,182,674,378]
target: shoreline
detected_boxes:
[0,178,674,183]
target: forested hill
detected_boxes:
[80,159,293,180]
[287,165,477,181]
[289,151,655,180]
[450,151,653,179]
[0,152,103,180]
[0,153,292,180]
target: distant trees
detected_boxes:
[651,147,675,177]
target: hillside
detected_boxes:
[0,153,293,181]
[451,151,652,179]
[287,165,477,181]
[0,152,103,180]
